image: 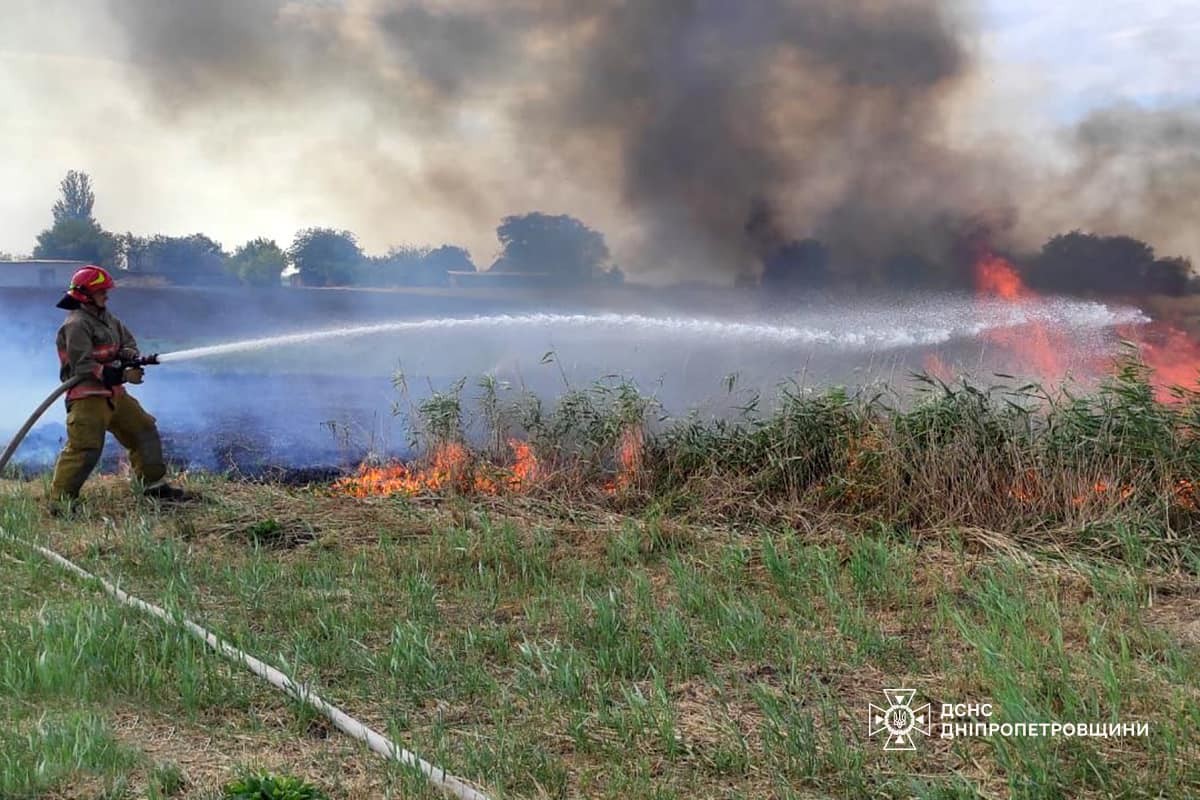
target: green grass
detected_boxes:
[1,472,1198,798]
[0,711,140,799]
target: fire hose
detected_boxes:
[0,355,160,476]
[0,537,492,800]
[0,376,85,476]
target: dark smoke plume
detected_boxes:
[97,1,1196,286]
[96,0,1001,284]
[528,1,993,284]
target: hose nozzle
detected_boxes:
[130,354,160,367]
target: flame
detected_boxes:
[1006,469,1038,504]
[1117,320,1200,402]
[337,427,644,498]
[506,437,540,490]
[1176,479,1198,511]
[335,438,540,498]
[974,252,1066,380]
[1070,481,1135,507]
[1008,474,1195,510]
[605,426,645,493]
[974,249,1200,398]
[334,441,473,498]
[975,252,1029,301]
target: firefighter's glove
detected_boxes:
[101,364,126,387]
[124,366,145,385]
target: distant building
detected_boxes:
[0,259,89,288]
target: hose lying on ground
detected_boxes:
[0,377,85,475]
[0,535,494,800]
[1,378,493,798]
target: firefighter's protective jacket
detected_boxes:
[56,305,140,401]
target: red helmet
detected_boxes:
[66,265,115,302]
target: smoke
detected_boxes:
[1023,104,1200,267]
[13,0,1186,287]
[529,1,1002,283]
[88,0,1012,284]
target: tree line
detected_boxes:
[758,231,1195,297]
[20,170,1196,296]
[27,171,625,289]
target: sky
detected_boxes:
[979,0,1200,120]
[1,0,1198,275]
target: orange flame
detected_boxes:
[976,250,1200,401]
[975,252,1029,301]
[1176,479,1198,511]
[1117,320,1200,402]
[506,438,540,490]
[1069,481,1135,507]
[1008,474,1195,510]
[605,426,645,493]
[974,252,1066,380]
[335,438,540,498]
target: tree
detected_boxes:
[359,244,475,287]
[1031,231,1157,295]
[34,217,119,266]
[492,212,614,284]
[361,246,429,287]
[424,245,474,274]
[289,228,362,287]
[227,238,288,288]
[358,244,476,287]
[125,233,227,285]
[52,170,95,224]
[33,170,118,266]
[419,245,474,285]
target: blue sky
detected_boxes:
[981,0,1200,121]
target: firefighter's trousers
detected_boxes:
[50,394,166,500]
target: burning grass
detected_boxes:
[328,351,1200,571]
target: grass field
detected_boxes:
[2,480,1198,799]
[2,364,1200,798]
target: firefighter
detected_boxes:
[49,265,192,508]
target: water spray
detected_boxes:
[157,307,1145,363]
[1,304,1151,475]
[156,312,955,363]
